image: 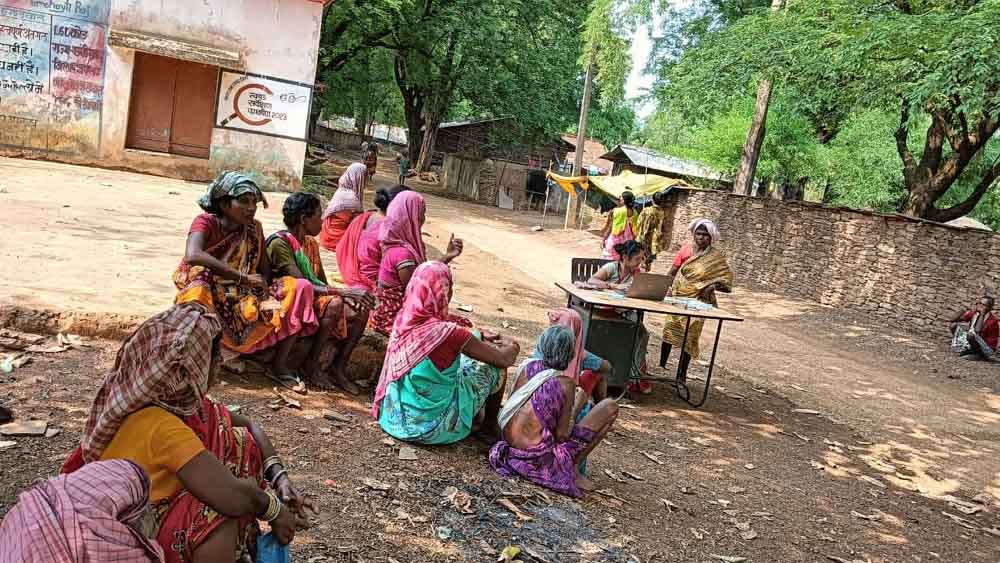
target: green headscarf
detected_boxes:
[198,171,268,215]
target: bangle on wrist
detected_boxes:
[260,491,281,522]
[269,469,289,488]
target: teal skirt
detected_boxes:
[378,354,500,445]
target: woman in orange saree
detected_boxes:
[173,171,321,389]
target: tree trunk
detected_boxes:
[567,55,597,229]
[734,78,773,196]
[732,0,783,196]
[394,55,424,164]
[416,113,441,172]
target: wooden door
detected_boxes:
[126,52,175,153]
[126,53,217,159]
[169,61,217,158]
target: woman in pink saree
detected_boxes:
[369,191,465,335]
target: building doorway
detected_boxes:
[126,52,218,159]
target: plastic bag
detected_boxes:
[256,532,290,563]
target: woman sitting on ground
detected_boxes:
[0,460,165,562]
[601,190,638,260]
[174,171,320,388]
[489,325,619,498]
[372,261,520,444]
[266,193,375,393]
[586,240,652,394]
[336,184,411,292]
[661,218,734,384]
[948,296,998,361]
[319,162,367,252]
[61,304,310,563]
[369,191,465,335]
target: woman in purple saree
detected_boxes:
[489,326,618,497]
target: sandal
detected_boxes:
[266,371,307,394]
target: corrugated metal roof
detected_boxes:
[601,144,729,182]
[439,117,511,129]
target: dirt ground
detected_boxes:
[1,156,999,562]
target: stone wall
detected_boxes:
[652,188,1000,331]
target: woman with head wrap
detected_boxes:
[174,171,322,391]
[60,304,311,563]
[660,218,734,384]
[489,325,619,498]
[372,262,519,444]
[319,162,368,251]
[369,191,465,335]
[336,183,411,292]
[0,460,164,563]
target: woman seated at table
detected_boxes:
[370,191,465,335]
[489,325,619,498]
[372,261,520,444]
[319,162,367,252]
[173,171,319,387]
[61,304,310,563]
[540,308,611,402]
[660,218,734,384]
[0,460,165,562]
[266,193,376,393]
[336,184,411,292]
[586,240,652,394]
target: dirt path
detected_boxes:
[1,157,999,561]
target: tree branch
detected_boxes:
[919,111,946,174]
[926,155,1000,223]
[895,101,916,176]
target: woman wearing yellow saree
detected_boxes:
[174,171,321,389]
[660,218,734,384]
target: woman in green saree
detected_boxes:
[371,261,520,444]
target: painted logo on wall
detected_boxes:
[216,70,312,142]
[0,0,109,154]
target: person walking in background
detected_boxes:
[635,188,673,271]
[396,153,410,185]
[948,296,998,361]
[364,142,379,183]
[601,191,638,260]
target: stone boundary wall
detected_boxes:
[650,188,1000,332]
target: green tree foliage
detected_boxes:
[318,0,592,168]
[321,49,404,134]
[643,0,1000,226]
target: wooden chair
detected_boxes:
[570,258,612,283]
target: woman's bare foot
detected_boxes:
[576,472,596,492]
[331,366,360,395]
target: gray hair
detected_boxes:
[536,325,576,372]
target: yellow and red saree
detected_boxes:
[661,246,733,358]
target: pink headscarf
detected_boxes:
[323,162,368,218]
[0,459,165,563]
[378,190,427,264]
[547,308,584,381]
[371,261,458,419]
[336,211,376,290]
